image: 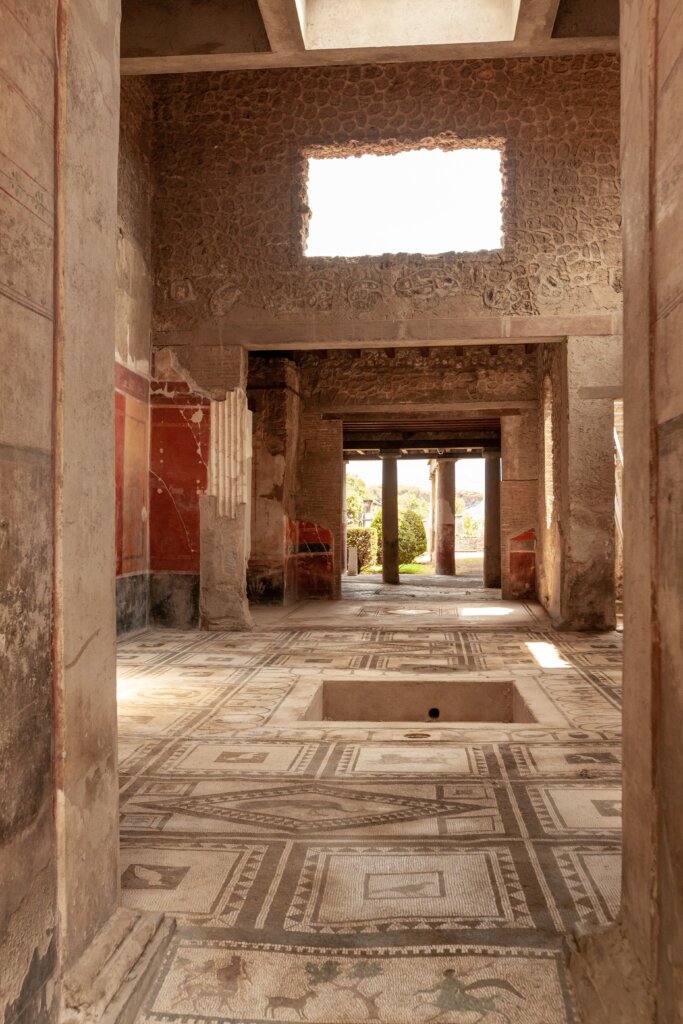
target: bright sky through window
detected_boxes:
[305,147,503,257]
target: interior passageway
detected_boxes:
[117,585,621,1023]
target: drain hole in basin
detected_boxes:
[428,707,440,720]
[406,732,431,739]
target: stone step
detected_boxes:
[60,908,175,1024]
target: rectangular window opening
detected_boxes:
[304,146,504,258]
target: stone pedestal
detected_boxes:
[484,453,502,587]
[435,459,456,576]
[381,454,400,584]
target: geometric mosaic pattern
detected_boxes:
[119,576,622,1023]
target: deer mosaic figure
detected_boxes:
[264,989,316,1019]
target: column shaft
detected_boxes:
[435,459,456,576]
[342,461,348,573]
[484,454,502,588]
[381,455,400,584]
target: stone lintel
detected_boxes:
[153,313,621,353]
[121,34,619,77]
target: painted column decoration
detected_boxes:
[200,389,254,630]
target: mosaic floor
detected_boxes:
[118,575,622,1023]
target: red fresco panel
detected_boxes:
[149,403,209,572]
[115,390,125,575]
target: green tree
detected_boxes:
[370,508,382,553]
[346,527,378,569]
[371,506,427,565]
[399,506,428,564]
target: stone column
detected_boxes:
[484,453,502,587]
[200,389,254,630]
[557,336,621,630]
[342,460,348,573]
[428,459,437,560]
[435,458,456,576]
[380,454,400,584]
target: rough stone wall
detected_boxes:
[298,345,537,408]
[151,55,621,343]
[1,3,58,1017]
[116,78,153,634]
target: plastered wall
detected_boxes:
[1,2,58,1016]
[150,54,621,345]
[116,78,153,633]
[2,0,121,1018]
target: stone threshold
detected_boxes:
[60,908,175,1024]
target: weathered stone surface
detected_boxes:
[299,345,537,409]
[0,3,57,1020]
[536,336,621,630]
[117,78,153,376]
[58,0,121,966]
[200,497,253,629]
[61,907,175,1024]
[151,55,621,351]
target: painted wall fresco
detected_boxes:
[149,380,209,573]
[115,362,150,577]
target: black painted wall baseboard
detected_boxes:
[150,573,200,629]
[116,573,149,635]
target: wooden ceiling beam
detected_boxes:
[256,0,305,53]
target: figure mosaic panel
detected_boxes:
[138,940,579,1023]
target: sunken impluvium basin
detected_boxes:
[304,676,539,724]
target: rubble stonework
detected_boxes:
[151,55,621,341]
